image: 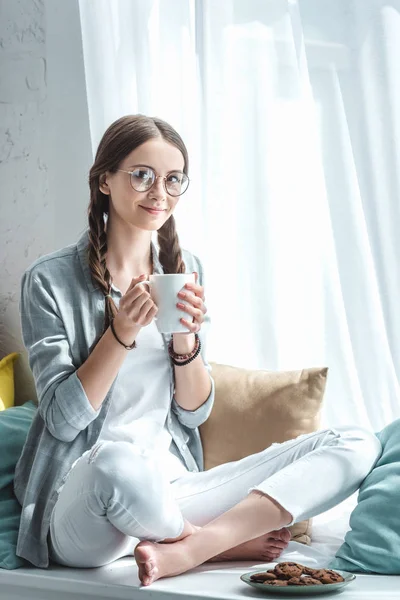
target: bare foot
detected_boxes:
[208,527,291,562]
[134,527,291,586]
[135,540,194,586]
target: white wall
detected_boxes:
[0,0,92,404]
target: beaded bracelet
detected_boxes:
[110,318,137,350]
[170,340,201,366]
[168,334,201,366]
[168,334,200,360]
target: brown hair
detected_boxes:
[87,115,187,334]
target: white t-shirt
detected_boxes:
[99,291,188,481]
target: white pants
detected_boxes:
[49,427,381,568]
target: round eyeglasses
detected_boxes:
[116,166,190,197]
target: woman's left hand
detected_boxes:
[175,272,207,334]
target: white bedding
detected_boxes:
[1,495,400,600]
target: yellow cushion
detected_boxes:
[199,362,328,545]
[0,353,19,410]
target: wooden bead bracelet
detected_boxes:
[168,334,201,366]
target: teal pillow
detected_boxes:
[330,419,400,574]
[0,401,36,569]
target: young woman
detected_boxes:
[15,115,381,586]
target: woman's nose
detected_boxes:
[150,176,166,199]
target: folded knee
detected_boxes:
[336,427,382,477]
[88,441,156,489]
[87,441,183,540]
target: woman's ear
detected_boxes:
[99,173,110,195]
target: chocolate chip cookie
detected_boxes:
[250,571,276,582]
[312,569,345,584]
[274,562,304,579]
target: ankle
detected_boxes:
[250,490,292,528]
[161,520,199,543]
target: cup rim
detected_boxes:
[149,273,194,277]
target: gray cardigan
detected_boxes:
[14,229,215,568]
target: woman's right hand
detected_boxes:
[112,274,158,340]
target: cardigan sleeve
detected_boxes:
[19,269,99,442]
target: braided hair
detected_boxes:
[87,115,187,334]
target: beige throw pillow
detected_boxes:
[199,363,328,545]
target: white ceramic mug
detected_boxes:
[136,273,196,334]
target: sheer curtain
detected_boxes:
[78,0,400,431]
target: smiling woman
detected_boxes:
[99,137,185,267]
[14,114,381,588]
[14,114,215,573]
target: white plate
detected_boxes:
[240,569,356,596]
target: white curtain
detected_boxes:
[78,0,400,432]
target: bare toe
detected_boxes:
[135,541,159,586]
[145,561,155,575]
[279,527,292,542]
[269,527,291,543]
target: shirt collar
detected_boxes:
[77,229,163,293]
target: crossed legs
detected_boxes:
[135,427,381,584]
[49,428,381,585]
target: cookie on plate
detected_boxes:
[302,576,323,586]
[274,562,304,579]
[312,569,345,584]
[250,571,276,582]
[287,577,307,586]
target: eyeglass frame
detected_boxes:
[116,165,190,197]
